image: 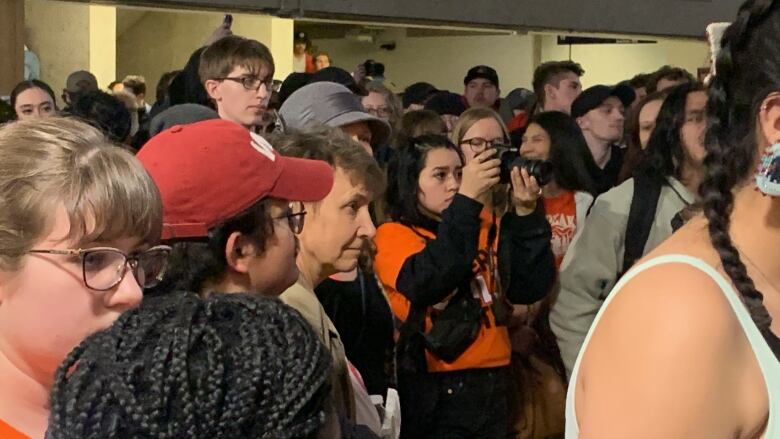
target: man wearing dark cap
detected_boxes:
[293,31,315,73]
[279,81,390,153]
[571,84,635,193]
[62,70,99,112]
[463,65,500,110]
[402,82,438,112]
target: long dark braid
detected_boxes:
[701,0,780,359]
[48,292,332,439]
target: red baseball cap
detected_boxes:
[137,119,334,240]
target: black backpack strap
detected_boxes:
[621,174,663,276]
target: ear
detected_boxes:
[758,92,780,148]
[224,232,259,274]
[576,115,588,130]
[204,79,222,101]
[544,83,556,100]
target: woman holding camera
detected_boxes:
[519,111,601,268]
[374,128,555,438]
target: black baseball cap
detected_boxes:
[309,67,367,96]
[464,65,499,88]
[570,84,635,119]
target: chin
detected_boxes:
[334,257,360,273]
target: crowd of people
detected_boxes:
[0,0,778,437]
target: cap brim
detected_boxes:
[269,156,335,202]
[328,111,391,147]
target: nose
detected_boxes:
[447,174,461,192]
[357,209,377,240]
[258,83,270,101]
[105,265,143,311]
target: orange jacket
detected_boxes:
[375,195,555,372]
[0,419,28,439]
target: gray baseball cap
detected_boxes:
[279,82,391,147]
[149,104,219,137]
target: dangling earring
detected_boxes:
[755,141,780,196]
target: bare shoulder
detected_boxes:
[575,254,751,438]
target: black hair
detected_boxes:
[701,0,780,358]
[122,76,147,96]
[646,65,696,94]
[532,61,585,107]
[48,292,331,439]
[155,70,181,104]
[386,134,464,224]
[68,90,131,143]
[530,111,600,195]
[400,109,446,138]
[10,79,57,114]
[638,82,705,186]
[148,199,274,296]
[168,47,214,109]
[628,73,652,90]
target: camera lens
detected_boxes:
[512,157,553,186]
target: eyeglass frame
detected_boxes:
[27,245,173,292]
[215,75,273,91]
[274,203,307,235]
[460,137,511,154]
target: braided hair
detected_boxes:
[702,0,780,359]
[48,292,331,439]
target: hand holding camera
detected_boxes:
[510,167,542,216]
[459,149,501,204]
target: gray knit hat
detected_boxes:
[279,82,391,147]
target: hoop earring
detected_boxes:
[755,141,780,196]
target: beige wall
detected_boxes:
[116,9,293,103]
[313,32,709,93]
[25,0,90,100]
[539,34,708,87]
[313,32,536,94]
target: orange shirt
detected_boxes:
[0,419,29,439]
[374,209,511,373]
[543,190,577,269]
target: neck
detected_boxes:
[202,271,251,296]
[730,185,780,290]
[679,161,705,196]
[296,251,331,290]
[218,112,254,131]
[0,348,50,438]
[542,181,563,198]
[584,134,612,169]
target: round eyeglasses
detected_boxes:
[275,203,307,235]
[28,245,172,291]
[460,137,510,154]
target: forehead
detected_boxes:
[524,123,548,137]
[639,99,664,121]
[553,72,580,86]
[685,91,708,110]
[228,63,270,78]
[16,87,53,105]
[330,166,372,200]
[464,117,504,139]
[362,92,386,105]
[467,78,495,87]
[423,147,461,168]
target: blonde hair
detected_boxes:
[449,107,510,147]
[365,82,403,133]
[0,117,163,270]
[449,107,511,214]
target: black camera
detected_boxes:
[363,59,385,78]
[495,145,553,186]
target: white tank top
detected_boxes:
[565,254,779,438]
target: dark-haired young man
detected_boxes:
[137,118,334,297]
[462,65,501,110]
[532,60,585,114]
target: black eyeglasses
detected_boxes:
[216,76,272,91]
[460,137,510,154]
[28,245,172,291]
[274,203,307,234]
